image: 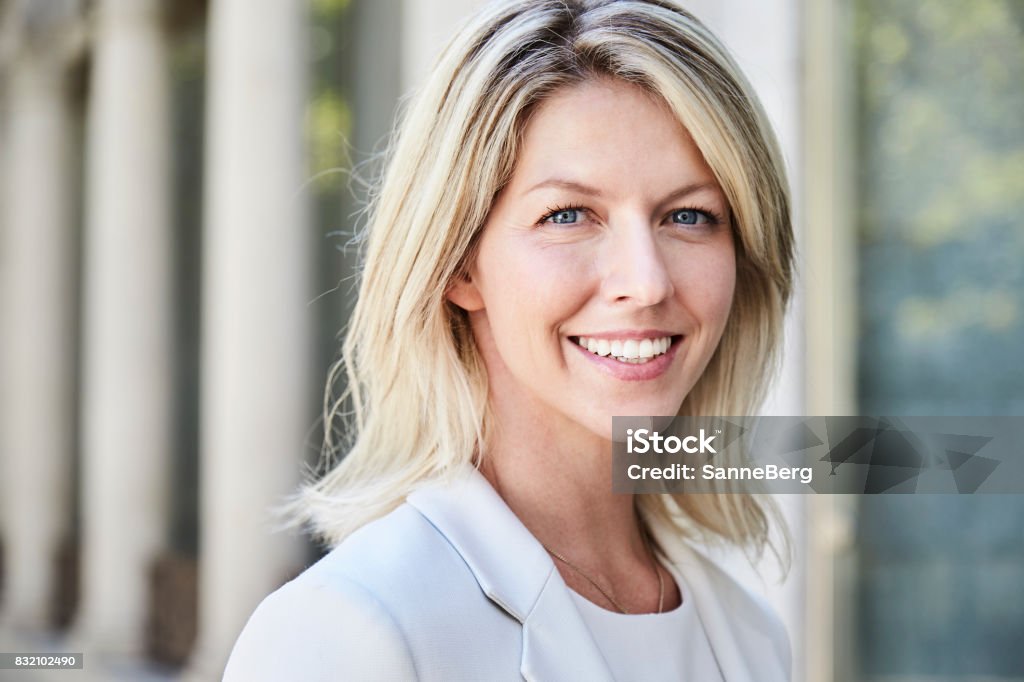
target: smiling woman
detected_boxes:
[224,1,795,680]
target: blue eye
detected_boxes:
[539,206,585,225]
[671,209,711,225]
[549,208,581,224]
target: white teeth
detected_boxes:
[574,335,675,363]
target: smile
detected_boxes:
[572,335,678,364]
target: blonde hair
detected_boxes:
[293,0,794,571]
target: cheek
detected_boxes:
[709,257,737,323]
[671,244,736,327]
[477,237,595,334]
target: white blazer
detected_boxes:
[223,466,792,681]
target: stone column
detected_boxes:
[72,0,173,658]
[0,0,84,632]
[186,0,311,677]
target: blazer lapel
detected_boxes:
[407,466,615,682]
[519,568,616,682]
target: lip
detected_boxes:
[571,329,678,341]
[568,334,684,382]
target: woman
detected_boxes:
[225,0,794,680]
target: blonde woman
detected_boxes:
[225,0,794,679]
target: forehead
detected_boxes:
[511,77,718,195]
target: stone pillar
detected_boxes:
[187,0,311,677]
[0,0,84,632]
[72,0,173,657]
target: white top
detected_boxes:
[569,560,726,682]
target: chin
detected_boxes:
[611,399,685,418]
[584,405,683,440]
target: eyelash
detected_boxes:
[535,204,724,227]
[534,204,579,226]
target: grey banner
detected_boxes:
[612,416,1024,494]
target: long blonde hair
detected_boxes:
[293,0,794,571]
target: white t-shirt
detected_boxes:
[568,560,726,682]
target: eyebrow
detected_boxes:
[524,178,721,203]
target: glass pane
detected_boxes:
[852,0,1024,679]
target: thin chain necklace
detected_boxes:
[542,525,665,615]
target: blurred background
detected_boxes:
[0,0,1021,680]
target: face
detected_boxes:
[447,78,736,444]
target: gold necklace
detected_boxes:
[542,526,665,615]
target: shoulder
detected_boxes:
[223,506,434,681]
[223,567,418,681]
[223,502,503,681]
[298,501,494,618]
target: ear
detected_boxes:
[446,273,485,312]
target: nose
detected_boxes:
[600,219,675,307]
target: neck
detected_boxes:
[477,409,648,574]
[477,413,682,614]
